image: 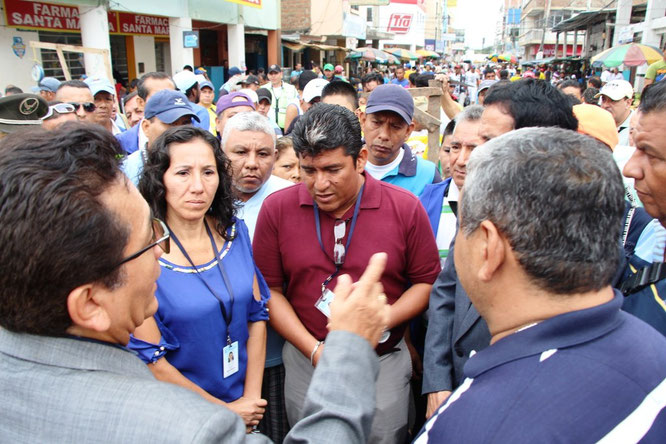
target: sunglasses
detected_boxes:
[43,103,76,120]
[114,218,170,268]
[68,102,96,112]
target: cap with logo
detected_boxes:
[595,79,634,101]
[268,64,281,74]
[144,89,199,123]
[365,84,414,125]
[215,92,256,116]
[0,93,48,133]
[302,78,329,103]
[173,70,198,93]
[256,88,272,104]
[323,63,334,72]
[243,75,260,86]
[32,77,61,93]
[84,77,115,97]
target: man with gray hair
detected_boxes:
[415,128,666,442]
[221,111,293,442]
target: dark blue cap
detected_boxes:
[144,89,199,124]
[365,84,413,125]
[228,66,242,76]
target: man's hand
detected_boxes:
[227,396,267,427]
[328,252,390,347]
[435,73,450,93]
[426,390,451,419]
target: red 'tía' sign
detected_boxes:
[387,13,413,34]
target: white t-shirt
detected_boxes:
[364,148,404,180]
[236,175,293,241]
[435,181,459,268]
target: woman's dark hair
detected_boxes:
[138,126,237,240]
[0,122,127,335]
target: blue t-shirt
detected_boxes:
[128,219,269,402]
[390,78,410,88]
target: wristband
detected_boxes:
[310,340,323,366]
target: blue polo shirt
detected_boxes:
[378,144,441,196]
[415,291,666,443]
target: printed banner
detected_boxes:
[3,0,169,37]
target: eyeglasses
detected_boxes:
[43,102,76,120]
[333,219,346,265]
[115,218,170,267]
[68,102,96,112]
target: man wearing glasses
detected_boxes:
[41,101,77,130]
[254,104,440,444]
[54,80,96,123]
[0,121,395,443]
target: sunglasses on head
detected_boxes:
[68,102,96,112]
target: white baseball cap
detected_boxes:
[595,80,634,101]
[302,78,329,103]
[173,70,198,92]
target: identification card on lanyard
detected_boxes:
[313,184,364,318]
[167,220,239,378]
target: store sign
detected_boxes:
[343,12,367,40]
[387,14,412,34]
[225,0,262,8]
[3,0,169,36]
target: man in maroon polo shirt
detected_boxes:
[253,104,440,444]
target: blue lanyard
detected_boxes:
[167,220,235,344]
[313,184,364,288]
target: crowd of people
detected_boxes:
[0,45,665,443]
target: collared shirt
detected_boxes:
[253,172,440,354]
[236,174,293,242]
[617,110,633,147]
[367,143,441,196]
[416,291,666,443]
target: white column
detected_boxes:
[227,24,246,71]
[79,4,112,79]
[641,0,666,46]
[613,0,633,46]
[169,17,194,76]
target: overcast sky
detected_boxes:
[456,0,503,50]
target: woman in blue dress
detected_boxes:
[129,126,269,431]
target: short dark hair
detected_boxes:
[362,72,384,87]
[443,119,456,137]
[582,87,600,104]
[408,73,418,85]
[0,123,127,335]
[499,69,509,79]
[139,126,236,240]
[587,76,602,88]
[56,79,89,92]
[298,70,318,91]
[291,103,362,162]
[639,80,666,115]
[415,73,435,87]
[321,80,359,110]
[137,72,174,100]
[484,79,578,131]
[122,91,138,107]
[558,79,583,92]
[4,85,23,95]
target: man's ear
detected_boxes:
[66,284,111,333]
[477,220,506,282]
[356,147,368,172]
[404,122,416,142]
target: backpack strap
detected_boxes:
[620,262,666,296]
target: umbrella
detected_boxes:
[498,53,518,64]
[487,54,500,62]
[416,49,441,59]
[347,47,400,64]
[385,47,420,61]
[591,43,662,67]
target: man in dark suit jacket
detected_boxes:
[0,123,391,443]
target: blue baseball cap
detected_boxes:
[365,84,414,125]
[84,77,115,97]
[228,66,242,76]
[144,89,199,124]
[199,80,214,90]
[31,77,61,93]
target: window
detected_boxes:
[38,31,85,80]
[367,8,373,22]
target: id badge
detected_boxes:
[223,341,239,378]
[315,288,335,318]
